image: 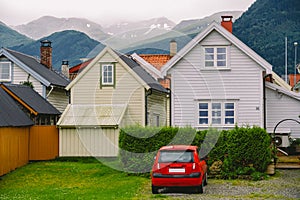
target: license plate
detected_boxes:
[169,168,185,173]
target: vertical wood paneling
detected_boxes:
[0,127,29,176]
[29,125,58,160]
[59,128,119,157]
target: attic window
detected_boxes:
[100,63,115,88]
[204,47,227,68]
[0,61,11,82]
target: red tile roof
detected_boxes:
[69,58,93,73]
[139,54,172,70]
[289,74,300,87]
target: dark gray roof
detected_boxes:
[0,87,33,127]
[3,84,61,115]
[4,48,69,87]
[116,51,168,93]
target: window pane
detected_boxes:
[225,111,234,116]
[212,118,221,124]
[0,62,10,80]
[217,48,226,53]
[199,111,208,117]
[205,48,214,53]
[212,111,221,117]
[212,103,221,109]
[205,55,214,60]
[199,103,208,109]
[225,103,234,109]
[205,61,214,67]
[102,64,114,84]
[217,61,226,66]
[217,54,226,60]
[199,118,208,124]
[225,118,234,124]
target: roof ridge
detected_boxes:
[4,47,40,62]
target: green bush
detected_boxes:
[119,125,272,179]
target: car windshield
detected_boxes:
[158,150,194,163]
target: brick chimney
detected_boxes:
[61,60,69,79]
[170,39,177,57]
[221,16,233,33]
[40,40,52,69]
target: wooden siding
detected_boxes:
[12,63,44,96]
[169,30,264,129]
[47,87,69,113]
[266,88,300,138]
[147,90,168,126]
[59,128,119,157]
[71,51,145,125]
[29,126,58,160]
[0,127,29,176]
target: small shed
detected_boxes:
[0,87,33,176]
[1,83,61,161]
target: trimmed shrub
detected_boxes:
[119,125,272,179]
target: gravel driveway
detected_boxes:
[149,170,300,199]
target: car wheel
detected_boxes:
[204,172,208,186]
[152,185,159,194]
[196,181,204,194]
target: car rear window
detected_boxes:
[158,150,194,163]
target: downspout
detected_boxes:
[46,85,54,98]
[145,89,152,126]
[263,76,266,129]
[263,73,272,130]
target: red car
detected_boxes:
[151,145,208,194]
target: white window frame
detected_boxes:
[0,62,12,82]
[197,101,236,127]
[204,46,228,68]
[101,64,114,86]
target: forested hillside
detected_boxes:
[12,30,104,69]
[234,0,300,76]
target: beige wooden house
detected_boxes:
[57,47,169,157]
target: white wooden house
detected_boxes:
[57,47,169,157]
[0,42,70,112]
[161,17,272,129]
[159,16,300,138]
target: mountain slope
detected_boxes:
[0,21,33,48]
[233,0,300,76]
[12,30,105,70]
[13,16,109,41]
[173,11,243,35]
[122,11,243,54]
[102,17,176,49]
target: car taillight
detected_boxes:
[157,163,160,170]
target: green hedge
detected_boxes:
[119,125,272,179]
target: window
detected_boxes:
[100,63,115,87]
[205,47,227,67]
[197,102,235,126]
[0,62,11,81]
[199,103,208,124]
[224,103,235,124]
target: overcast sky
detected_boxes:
[1,0,256,26]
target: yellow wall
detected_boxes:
[0,127,30,176]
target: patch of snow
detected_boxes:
[86,23,91,28]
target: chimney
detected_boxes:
[170,39,177,57]
[61,60,69,79]
[40,40,52,69]
[221,16,233,33]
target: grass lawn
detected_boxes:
[0,158,150,200]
